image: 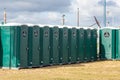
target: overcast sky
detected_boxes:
[0,0,120,27]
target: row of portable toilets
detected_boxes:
[0,25,119,69]
[0,25,98,69]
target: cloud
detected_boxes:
[69,0,103,26]
[0,0,72,24]
[7,12,63,25]
[0,0,120,27]
[98,0,118,7]
[48,12,61,21]
[0,0,71,12]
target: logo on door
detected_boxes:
[104,32,110,37]
[88,33,91,38]
[54,31,58,38]
[22,30,27,37]
[64,31,67,38]
[80,33,84,37]
[45,31,49,37]
[34,30,38,37]
[73,32,76,37]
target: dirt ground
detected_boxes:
[0,61,120,80]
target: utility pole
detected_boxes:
[62,14,65,26]
[104,0,106,27]
[77,8,80,27]
[107,10,110,26]
[4,8,7,24]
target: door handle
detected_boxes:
[67,46,69,49]
[38,47,40,50]
[58,46,60,49]
[48,46,51,49]
[26,47,29,50]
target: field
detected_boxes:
[0,61,120,80]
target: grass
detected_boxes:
[0,61,120,80]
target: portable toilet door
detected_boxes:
[59,27,69,64]
[32,26,40,67]
[100,28,116,60]
[91,29,97,61]
[50,26,59,65]
[40,26,50,66]
[28,26,40,67]
[68,28,77,63]
[19,25,29,68]
[77,28,85,62]
[84,29,91,62]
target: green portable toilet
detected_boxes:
[50,26,59,65]
[1,26,21,69]
[19,25,29,68]
[59,27,69,64]
[84,29,91,62]
[77,28,84,62]
[1,25,29,69]
[28,26,40,67]
[100,28,116,60]
[115,29,120,60]
[68,28,77,63]
[40,26,50,66]
[91,29,97,61]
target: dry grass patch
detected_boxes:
[0,61,120,80]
